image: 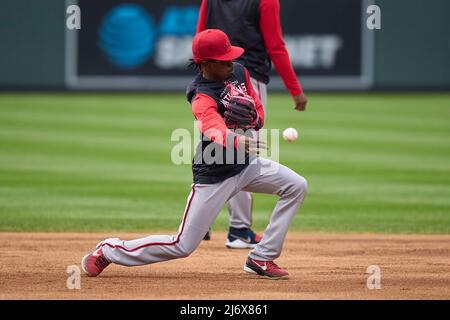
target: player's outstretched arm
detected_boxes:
[259,0,308,112]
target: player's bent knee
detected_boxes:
[296,176,308,193]
[178,242,197,258]
[285,175,308,198]
[177,247,191,258]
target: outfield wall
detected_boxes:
[0,0,449,91]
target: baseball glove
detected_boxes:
[224,95,259,130]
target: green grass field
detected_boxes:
[0,93,449,234]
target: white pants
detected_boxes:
[100,157,307,265]
[228,77,267,229]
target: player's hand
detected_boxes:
[293,92,308,111]
[237,135,268,155]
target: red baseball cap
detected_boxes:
[192,29,244,64]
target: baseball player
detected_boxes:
[81,29,307,280]
[197,0,308,246]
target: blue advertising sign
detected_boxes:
[66,0,374,90]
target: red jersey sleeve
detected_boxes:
[244,68,265,129]
[259,0,303,96]
[192,93,236,148]
[196,0,208,33]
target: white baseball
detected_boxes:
[282,128,298,142]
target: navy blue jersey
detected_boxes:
[186,62,254,184]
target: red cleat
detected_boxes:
[81,246,110,277]
[244,257,289,280]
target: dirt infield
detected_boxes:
[0,232,449,299]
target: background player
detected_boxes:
[197,0,308,245]
[81,29,308,280]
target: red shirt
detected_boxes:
[197,0,303,96]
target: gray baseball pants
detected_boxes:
[100,157,307,266]
[227,77,267,229]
